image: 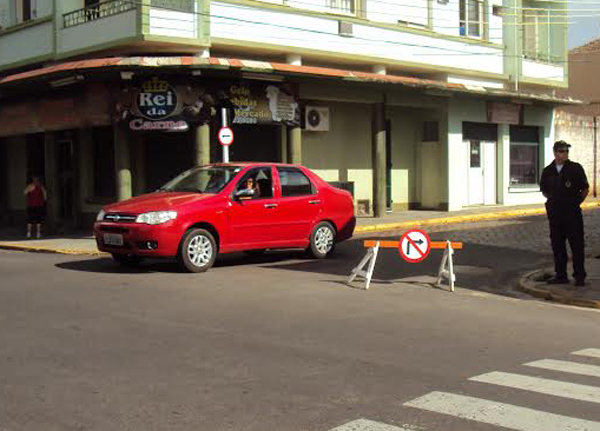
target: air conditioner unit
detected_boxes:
[305,106,330,132]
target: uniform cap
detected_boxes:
[553,140,571,151]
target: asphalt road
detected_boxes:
[1,214,600,431]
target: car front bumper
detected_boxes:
[94,221,181,257]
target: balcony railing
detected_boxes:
[63,0,137,28]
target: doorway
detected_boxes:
[57,134,75,220]
[212,124,281,163]
[466,140,496,206]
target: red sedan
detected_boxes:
[94,163,356,272]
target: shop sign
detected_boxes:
[228,83,300,126]
[487,102,522,125]
[129,77,189,132]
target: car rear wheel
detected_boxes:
[111,253,142,267]
[178,228,217,273]
[308,221,336,259]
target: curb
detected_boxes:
[0,243,107,257]
[517,269,600,309]
[355,201,600,234]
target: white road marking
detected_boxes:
[328,418,413,431]
[404,391,600,431]
[470,371,600,404]
[525,359,600,378]
[573,349,600,360]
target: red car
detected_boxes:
[94,163,356,272]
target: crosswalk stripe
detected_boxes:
[525,359,600,378]
[573,349,600,360]
[469,371,600,404]
[327,418,412,431]
[404,391,600,431]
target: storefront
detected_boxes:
[0,58,572,232]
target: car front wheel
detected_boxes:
[308,221,336,259]
[178,228,217,273]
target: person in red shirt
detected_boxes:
[24,176,47,239]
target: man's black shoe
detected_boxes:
[574,279,585,287]
[546,277,569,285]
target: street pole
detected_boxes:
[221,107,229,163]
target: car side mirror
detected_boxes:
[234,188,255,200]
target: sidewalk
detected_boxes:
[2,200,600,256]
[2,201,600,309]
[518,264,600,309]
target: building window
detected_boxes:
[522,5,553,62]
[277,167,314,197]
[459,0,483,38]
[326,0,355,15]
[510,126,539,187]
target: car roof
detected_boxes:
[209,162,304,168]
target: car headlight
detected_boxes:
[96,209,105,222]
[135,211,177,225]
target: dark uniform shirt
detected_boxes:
[539,160,589,213]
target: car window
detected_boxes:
[159,165,242,194]
[234,167,273,200]
[277,168,314,197]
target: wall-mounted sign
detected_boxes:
[124,77,190,132]
[487,102,522,125]
[228,83,300,126]
[137,77,178,120]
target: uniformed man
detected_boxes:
[539,140,589,287]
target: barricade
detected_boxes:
[347,234,463,291]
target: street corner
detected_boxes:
[517,269,600,309]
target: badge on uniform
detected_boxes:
[565,180,572,188]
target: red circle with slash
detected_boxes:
[399,229,431,263]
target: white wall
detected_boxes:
[0,20,53,66]
[367,0,428,27]
[447,98,553,210]
[59,9,137,54]
[522,59,565,82]
[149,6,197,38]
[211,2,504,76]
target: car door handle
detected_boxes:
[309,200,321,205]
[264,203,278,209]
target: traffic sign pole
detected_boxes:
[221,107,229,163]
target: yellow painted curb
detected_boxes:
[355,201,600,234]
[0,243,107,257]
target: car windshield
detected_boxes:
[158,165,243,194]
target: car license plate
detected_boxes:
[103,233,124,246]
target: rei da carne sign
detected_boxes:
[130,77,188,132]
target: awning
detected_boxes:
[0,56,582,106]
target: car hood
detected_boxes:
[103,192,217,214]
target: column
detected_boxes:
[288,126,302,165]
[194,123,210,167]
[44,132,60,234]
[113,124,132,201]
[371,102,386,218]
[133,133,147,196]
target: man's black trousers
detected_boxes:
[548,208,586,281]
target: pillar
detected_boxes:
[194,123,210,167]
[372,102,386,218]
[288,126,302,165]
[113,124,132,201]
[132,133,147,196]
[44,132,60,234]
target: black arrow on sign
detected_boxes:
[406,238,424,255]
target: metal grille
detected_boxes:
[63,0,137,28]
[103,213,137,223]
[150,0,194,12]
